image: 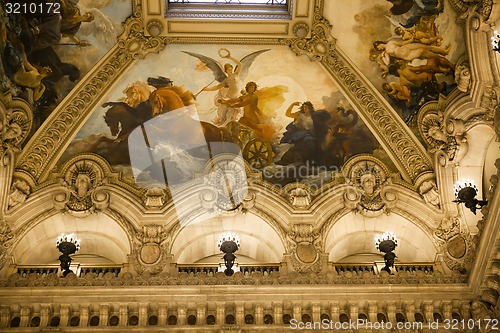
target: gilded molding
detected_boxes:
[448,0,493,21]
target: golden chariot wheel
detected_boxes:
[243,138,274,169]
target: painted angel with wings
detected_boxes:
[183,48,270,126]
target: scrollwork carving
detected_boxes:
[419,180,441,208]
[419,110,468,165]
[342,158,397,216]
[286,7,335,62]
[0,93,32,162]
[132,225,171,275]
[0,220,14,272]
[52,159,109,216]
[7,179,31,210]
[287,186,311,209]
[287,224,323,273]
[143,187,168,208]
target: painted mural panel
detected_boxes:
[63,44,389,188]
[0,0,132,134]
[326,0,464,126]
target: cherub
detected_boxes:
[182,48,269,126]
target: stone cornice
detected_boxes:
[0,270,468,289]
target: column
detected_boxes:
[422,302,434,323]
[119,305,128,327]
[312,303,321,323]
[442,302,452,321]
[404,301,415,323]
[329,302,339,322]
[79,304,89,327]
[460,302,471,320]
[367,302,378,323]
[0,306,10,328]
[139,303,148,326]
[40,304,51,327]
[348,303,358,322]
[216,302,225,325]
[177,305,186,326]
[196,303,206,326]
[59,304,70,327]
[386,302,396,323]
[158,303,168,326]
[292,303,301,322]
[99,304,109,326]
[235,302,244,325]
[255,304,263,325]
[19,306,30,327]
[273,302,283,325]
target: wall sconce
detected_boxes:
[491,30,500,53]
[56,233,80,277]
[375,232,398,274]
[218,233,240,276]
[453,179,488,215]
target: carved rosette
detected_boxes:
[442,232,476,273]
[132,225,171,275]
[52,156,109,217]
[287,224,323,273]
[342,157,397,217]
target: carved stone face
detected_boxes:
[360,173,376,195]
[75,174,91,197]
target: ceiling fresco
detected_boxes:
[0,0,132,133]
[327,0,465,125]
[61,44,392,188]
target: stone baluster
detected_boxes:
[292,303,301,322]
[79,304,89,327]
[423,302,434,323]
[442,302,452,320]
[273,302,283,325]
[197,303,206,326]
[158,303,168,326]
[19,306,30,327]
[99,304,109,326]
[349,303,358,322]
[60,304,70,327]
[119,305,128,327]
[177,305,186,325]
[0,306,10,327]
[386,302,396,323]
[216,302,225,325]
[329,302,339,322]
[404,301,415,323]
[139,303,148,326]
[235,302,244,325]
[40,304,51,327]
[367,302,378,323]
[255,303,263,325]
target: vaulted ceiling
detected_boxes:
[1,0,499,295]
